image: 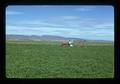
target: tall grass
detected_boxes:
[6,41,114,78]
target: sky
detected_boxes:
[6,5,114,41]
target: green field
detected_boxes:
[6,40,114,78]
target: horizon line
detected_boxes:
[6,34,114,42]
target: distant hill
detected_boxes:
[6,34,113,42]
[6,34,85,41]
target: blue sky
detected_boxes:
[6,5,114,41]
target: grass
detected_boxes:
[6,40,114,78]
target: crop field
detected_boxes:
[6,40,114,78]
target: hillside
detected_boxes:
[6,34,113,42]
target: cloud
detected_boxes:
[95,23,114,29]
[75,6,95,12]
[51,16,80,23]
[60,16,79,20]
[6,25,75,36]
[7,19,94,32]
[6,18,114,41]
[6,11,23,15]
[6,23,114,41]
[12,20,65,28]
[51,16,97,29]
